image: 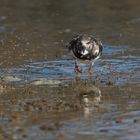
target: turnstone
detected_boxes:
[66,34,103,74]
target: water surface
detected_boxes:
[0,0,140,140]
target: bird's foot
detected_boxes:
[87,68,93,75]
[74,66,82,73]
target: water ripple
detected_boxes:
[0,46,139,86]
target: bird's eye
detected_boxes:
[86,41,90,44]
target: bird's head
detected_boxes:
[81,35,91,48]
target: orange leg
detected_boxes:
[74,65,82,73]
[87,68,93,75]
[74,60,82,73]
[87,60,94,75]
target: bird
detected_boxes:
[66,34,103,74]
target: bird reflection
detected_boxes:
[78,82,102,118]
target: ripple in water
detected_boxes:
[0,45,139,86]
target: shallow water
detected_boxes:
[0,0,140,140]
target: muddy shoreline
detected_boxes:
[0,0,140,139]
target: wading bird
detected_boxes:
[67,34,103,74]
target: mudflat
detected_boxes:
[0,0,140,140]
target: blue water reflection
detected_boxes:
[0,45,139,86]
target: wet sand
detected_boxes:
[0,0,140,140]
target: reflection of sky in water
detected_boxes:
[103,45,127,55]
[0,46,140,85]
[104,56,140,72]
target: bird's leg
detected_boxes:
[74,59,82,73]
[87,60,95,75]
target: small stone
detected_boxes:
[40,125,48,131]
[64,29,71,33]
[133,119,138,123]
[106,81,114,86]
[22,134,28,138]
[115,118,122,123]
[99,129,108,133]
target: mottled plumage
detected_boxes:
[66,34,103,74]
